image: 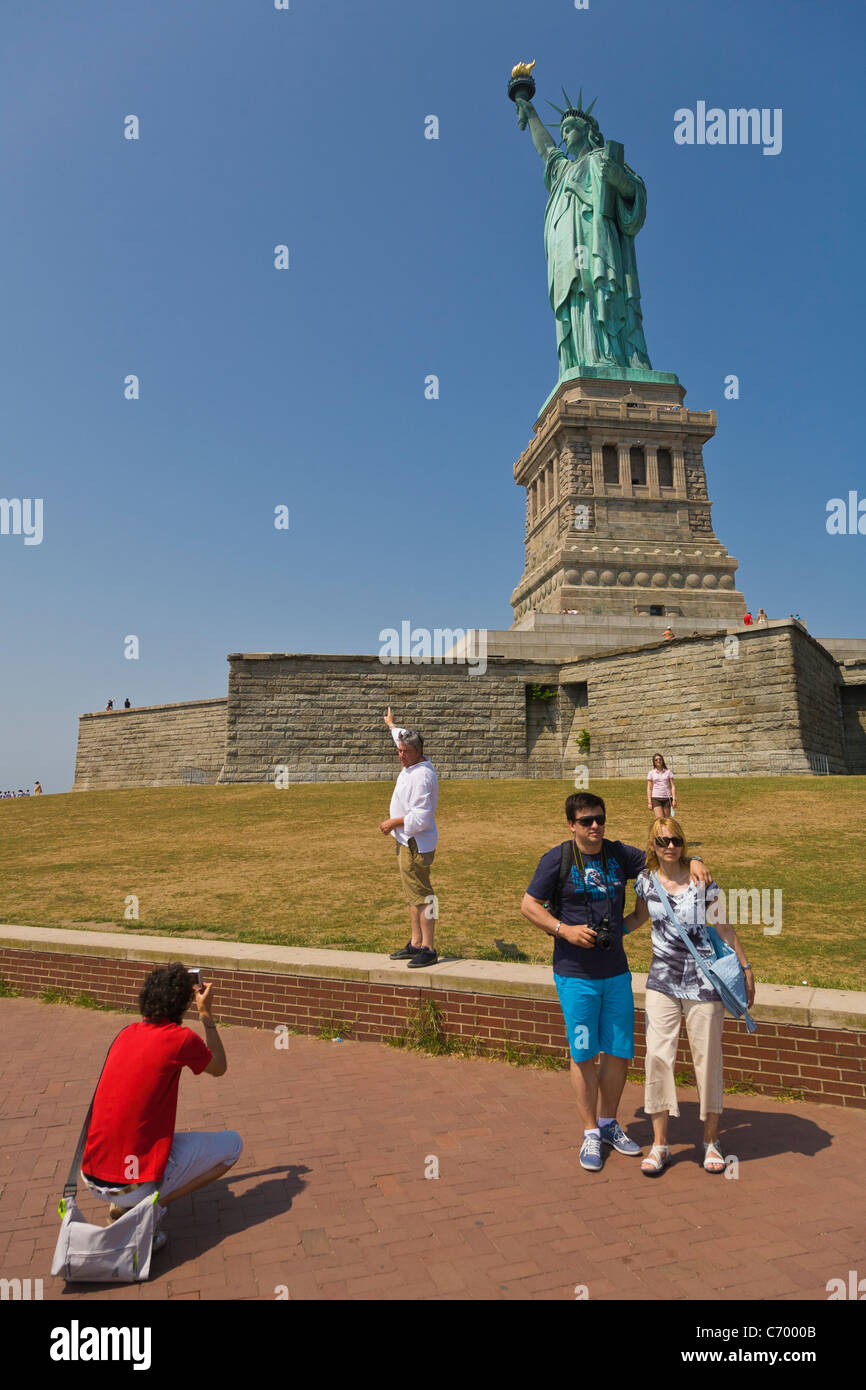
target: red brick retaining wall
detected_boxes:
[2,946,863,1108]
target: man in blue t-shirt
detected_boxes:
[521,792,712,1173]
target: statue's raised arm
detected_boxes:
[514,96,557,161]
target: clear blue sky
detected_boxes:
[2,0,864,792]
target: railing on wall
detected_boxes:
[180,766,224,784]
[178,752,832,786]
[574,751,831,779]
[444,754,831,780]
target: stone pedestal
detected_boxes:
[510,374,745,637]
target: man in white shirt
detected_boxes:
[380,707,439,968]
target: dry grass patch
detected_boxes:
[2,777,864,989]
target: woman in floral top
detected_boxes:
[623,817,754,1176]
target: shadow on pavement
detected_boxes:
[159,1163,311,1272]
[59,1164,310,1293]
[631,1100,831,1162]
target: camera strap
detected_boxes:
[62,1026,133,1203]
[573,840,613,922]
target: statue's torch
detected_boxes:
[508,61,536,128]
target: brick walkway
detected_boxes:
[1,998,863,1301]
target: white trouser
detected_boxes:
[81,1130,242,1210]
[644,990,724,1121]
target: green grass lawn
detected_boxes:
[3,777,865,991]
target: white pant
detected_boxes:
[81,1130,242,1209]
[644,990,724,1121]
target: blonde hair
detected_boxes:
[645,816,689,873]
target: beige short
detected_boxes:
[644,988,725,1121]
[396,838,435,907]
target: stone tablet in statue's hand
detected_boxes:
[600,156,630,195]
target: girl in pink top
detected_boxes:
[647,753,676,820]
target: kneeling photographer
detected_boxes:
[79,962,242,1254]
[521,793,712,1174]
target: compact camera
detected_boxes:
[188,968,204,989]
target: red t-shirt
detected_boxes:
[82,1020,212,1183]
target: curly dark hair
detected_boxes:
[139,962,195,1023]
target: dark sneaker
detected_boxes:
[407,947,438,969]
[599,1120,642,1156]
[389,942,422,960]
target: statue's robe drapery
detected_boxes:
[543,146,653,375]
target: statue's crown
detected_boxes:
[548,86,598,127]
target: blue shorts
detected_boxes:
[554,971,634,1063]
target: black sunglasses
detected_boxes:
[575,814,606,827]
[655,835,683,847]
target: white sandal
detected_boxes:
[640,1144,670,1176]
[702,1140,725,1173]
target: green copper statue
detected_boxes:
[510,64,655,380]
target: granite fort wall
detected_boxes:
[74,699,228,790]
[561,624,848,774]
[790,630,849,772]
[223,627,847,785]
[1,932,863,1109]
[839,662,866,774]
[223,654,568,782]
[72,626,856,789]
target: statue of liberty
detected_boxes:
[511,66,654,379]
